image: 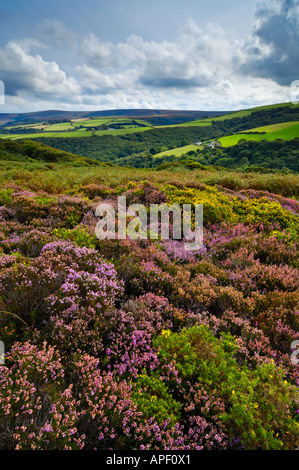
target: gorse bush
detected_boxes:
[154,325,299,450]
[163,183,299,229]
[131,372,181,427]
[52,226,97,248]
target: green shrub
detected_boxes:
[131,371,181,427]
[52,226,96,248]
[154,325,299,450]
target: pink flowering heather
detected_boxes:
[0,184,298,450]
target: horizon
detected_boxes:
[0,0,298,113]
[0,100,294,117]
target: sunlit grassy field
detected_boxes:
[0,118,153,140]
[219,122,299,147]
[153,144,202,158]
[199,102,299,124]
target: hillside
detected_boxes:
[0,146,298,450]
[0,138,101,166]
[219,121,299,147]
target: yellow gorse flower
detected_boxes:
[161,329,171,338]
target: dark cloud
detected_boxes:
[240,0,299,85]
[140,75,212,89]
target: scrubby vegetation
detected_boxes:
[0,138,102,166]
[0,150,298,450]
[154,139,299,173]
[208,139,299,172]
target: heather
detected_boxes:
[0,167,298,450]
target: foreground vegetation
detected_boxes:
[0,151,298,450]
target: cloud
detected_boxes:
[75,64,138,96]
[75,20,237,93]
[11,38,48,54]
[0,42,81,101]
[137,21,230,89]
[0,3,297,112]
[240,0,299,85]
[77,33,128,69]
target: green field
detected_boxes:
[72,118,115,127]
[0,116,153,140]
[71,117,152,128]
[0,132,58,140]
[50,127,154,138]
[219,121,299,147]
[5,123,49,130]
[44,122,74,131]
[156,121,212,128]
[153,144,202,158]
[198,101,299,124]
[53,130,94,138]
[242,121,299,133]
[94,126,152,136]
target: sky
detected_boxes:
[0,0,298,113]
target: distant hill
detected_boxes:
[1,101,297,126]
[0,108,229,126]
